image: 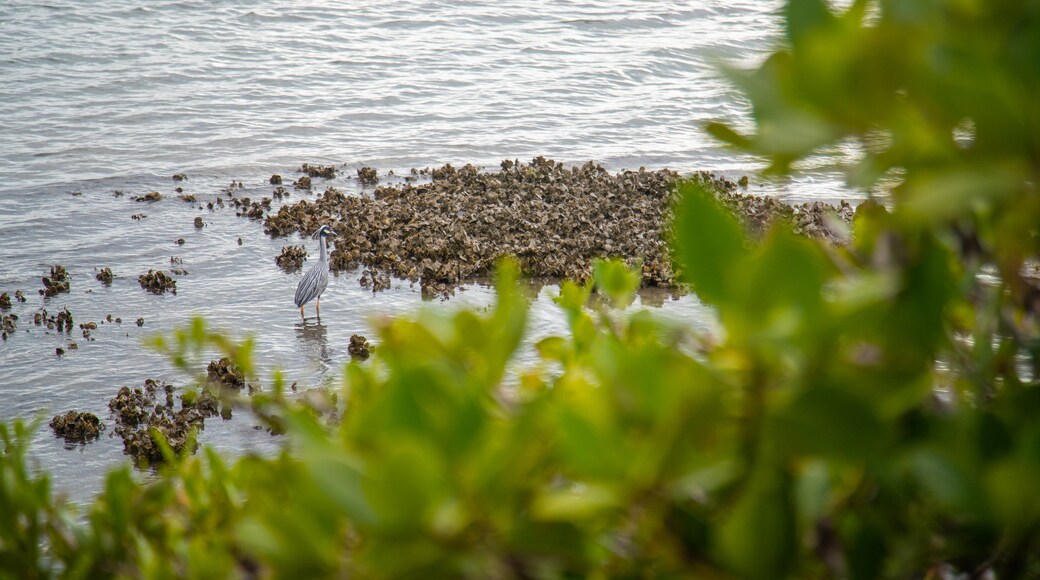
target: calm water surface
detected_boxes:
[0,0,862,503]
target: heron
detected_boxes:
[294,224,335,318]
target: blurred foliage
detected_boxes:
[3,0,1040,578]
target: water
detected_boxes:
[0,0,863,503]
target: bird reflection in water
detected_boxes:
[294,319,331,365]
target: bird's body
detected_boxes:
[295,225,334,318]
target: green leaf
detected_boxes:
[717,469,796,580]
[733,228,829,334]
[531,484,619,521]
[671,179,748,304]
[785,0,835,47]
[592,258,640,308]
[773,387,884,461]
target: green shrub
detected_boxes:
[3,0,1039,577]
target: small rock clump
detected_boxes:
[50,411,105,443]
[109,379,214,464]
[207,357,245,389]
[293,176,312,189]
[275,245,308,273]
[41,265,70,297]
[14,290,25,303]
[0,292,10,310]
[172,173,187,181]
[132,191,162,202]
[348,334,372,359]
[357,167,378,186]
[193,216,204,228]
[270,174,283,185]
[96,267,114,285]
[300,163,336,179]
[138,270,177,294]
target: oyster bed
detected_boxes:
[262,157,854,297]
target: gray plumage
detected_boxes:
[294,225,334,316]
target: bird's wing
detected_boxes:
[295,266,322,307]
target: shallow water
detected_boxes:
[1,0,863,503]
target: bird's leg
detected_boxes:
[316,296,321,319]
[300,306,305,318]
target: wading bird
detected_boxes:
[294,224,335,319]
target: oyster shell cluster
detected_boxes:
[49,411,105,443]
[347,334,372,359]
[275,244,308,273]
[41,264,70,297]
[108,379,219,463]
[207,356,245,389]
[138,269,177,294]
[95,267,114,284]
[265,157,687,296]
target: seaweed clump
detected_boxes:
[275,245,308,273]
[49,411,105,443]
[139,270,177,294]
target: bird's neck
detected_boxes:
[318,236,328,262]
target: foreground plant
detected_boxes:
[3,0,1040,577]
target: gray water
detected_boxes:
[0,0,862,503]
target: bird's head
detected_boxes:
[313,225,335,239]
